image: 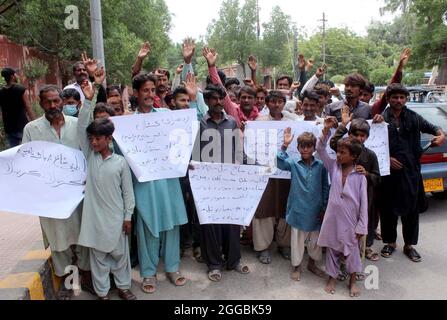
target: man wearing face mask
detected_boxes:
[61,88,81,117]
[22,85,94,300]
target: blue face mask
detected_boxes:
[63,104,78,116]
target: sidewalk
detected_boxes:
[0,211,58,300]
[0,211,42,280]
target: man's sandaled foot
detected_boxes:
[404,247,422,263]
[57,288,74,300]
[166,271,187,286]
[355,272,367,281]
[381,245,396,258]
[118,289,137,300]
[366,248,380,261]
[193,247,205,263]
[141,276,157,294]
[325,277,336,295]
[258,249,272,264]
[307,263,326,278]
[337,270,348,282]
[291,266,302,281]
[233,263,250,274]
[208,269,222,282]
[98,294,110,300]
[279,247,291,260]
[348,278,361,297]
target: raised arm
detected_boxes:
[300,64,326,97]
[78,68,103,157]
[184,72,208,120]
[203,46,242,127]
[248,55,257,86]
[329,105,351,151]
[372,48,410,116]
[131,42,151,79]
[316,117,338,172]
[276,127,294,172]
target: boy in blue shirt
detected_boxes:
[277,129,329,281]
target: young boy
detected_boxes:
[77,72,137,300]
[277,129,329,281]
[330,107,381,262]
[317,117,368,298]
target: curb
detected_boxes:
[0,241,60,300]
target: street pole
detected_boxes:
[320,12,327,81]
[90,0,106,83]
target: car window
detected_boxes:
[410,106,447,130]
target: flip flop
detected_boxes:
[233,263,250,274]
[365,248,380,261]
[381,245,396,258]
[141,276,157,294]
[258,249,272,264]
[166,271,187,287]
[208,269,222,282]
[404,247,422,263]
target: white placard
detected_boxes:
[111,109,199,182]
[0,141,87,219]
[189,161,270,226]
[245,120,390,177]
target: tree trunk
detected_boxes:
[435,43,447,85]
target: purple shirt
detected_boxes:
[316,133,368,255]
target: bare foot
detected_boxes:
[291,266,302,281]
[307,261,326,278]
[325,277,336,294]
[349,274,361,298]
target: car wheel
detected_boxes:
[431,191,447,200]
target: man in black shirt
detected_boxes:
[0,68,36,147]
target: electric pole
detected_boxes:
[90,0,106,82]
[320,12,327,80]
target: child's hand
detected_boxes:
[372,114,384,124]
[323,117,337,135]
[356,233,363,240]
[123,221,132,235]
[283,127,294,148]
[341,105,352,127]
[355,165,368,176]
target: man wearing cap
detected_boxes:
[0,67,36,147]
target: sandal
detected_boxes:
[118,289,137,300]
[279,247,291,260]
[166,271,187,287]
[356,272,367,281]
[98,294,110,300]
[57,287,74,300]
[193,247,205,264]
[381,245,396,258]
[258,249,272,264]
[403,247,422,263]
[365,248,380,261]
[337,270,348,282]
[208,269,222,282]
[233,263,250,274]
[141,276,157,294]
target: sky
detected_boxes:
[165,0,396,43]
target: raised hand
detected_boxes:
[81,51,98,77]
[243,78,255,88]
[202,47,218,67]
[290,81,301,92]
[341,105,353,127]
[316,64,327,78]
[330,87,341,97]
[306,58,314,72]
[93,66,105,85]
[323,116,338,135]
[176,64,184,75]
[248,55,257,71]
[283,127,294,147]
[138,41,151,60]
[80,79,95,101]
[399,47,411,68]
[182,38,196,64]
[183,72,198,101]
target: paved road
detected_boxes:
[72,195,447,300]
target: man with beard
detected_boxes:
[22,85,93,299]
[325,73,372,122]
[194,84,249,282]
[379,84,445,263]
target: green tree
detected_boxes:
[259,6,292,69]
[23,58,49,105]
[206,0,257,77]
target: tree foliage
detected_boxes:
[0,0,172,84]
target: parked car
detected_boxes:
[372,85,447,105]
[409,104,447,198]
